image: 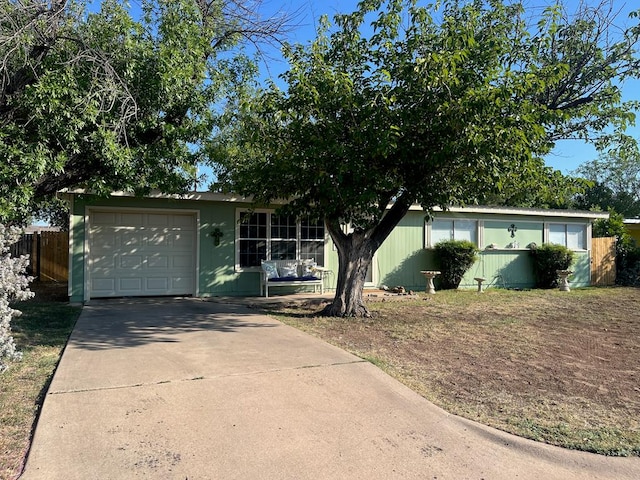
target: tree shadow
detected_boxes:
[69,298,279,351]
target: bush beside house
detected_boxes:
[530,243,574,289]
[435,240,479,290]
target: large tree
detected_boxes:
[0,0,289,223]
[214,0,640,316]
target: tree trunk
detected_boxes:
[322,194,414,317]
[323,231,375,317]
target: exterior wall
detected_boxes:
[70,196,599,301]
[626,223,640,245]
[69,195,338,302]
[375,210,594,292]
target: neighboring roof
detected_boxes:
[24,225,62,234]
[65,190,609,220]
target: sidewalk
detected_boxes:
[20,297,640,479]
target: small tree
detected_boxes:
[530,243,574,289]
[0,225,33,373]
[434,240,479,290]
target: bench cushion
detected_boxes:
[268,275,320,283]
[278,264,298,278]
[261,261,279,279]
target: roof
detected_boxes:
[65,190,609,220]
[410,205,609,220]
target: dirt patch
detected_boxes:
[266,287,640,456]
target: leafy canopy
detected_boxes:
[0,0,287,224]
[214,0,640,228]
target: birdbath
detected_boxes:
[473,277,486,293]
[420,270,441,294]
[556,270,573,292]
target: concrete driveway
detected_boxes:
[21,298,640,479]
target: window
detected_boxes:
[237,210,325,268]
[430,219,478,247]
[238,212,267,268]
[300,218,325,266]
[548,223,586,250]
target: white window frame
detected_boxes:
[544,222,590,251]
[235,209,327,271]
[425,218,482,248]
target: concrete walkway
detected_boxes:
[21,297,640,479]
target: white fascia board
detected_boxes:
[62,189,608,220]
[407,204,609,220]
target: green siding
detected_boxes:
[70,197,596,301]
[483,220,543,249]
[69,195,338,301]
[376,211,429,290]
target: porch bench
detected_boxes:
[260,259,329,298]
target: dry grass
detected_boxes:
[266,287,640,456]
[0,286,80,480]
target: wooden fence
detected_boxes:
[10,231,69,282]
[591,237,616,287]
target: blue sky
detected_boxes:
[254,0,640,175]
[88,1,640,179]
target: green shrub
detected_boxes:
[434,240,479,290]
[530,243,574,289]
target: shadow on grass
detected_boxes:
[4,295,81,479]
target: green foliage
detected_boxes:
[212,0,640,314]
[0,0,269,223]
[592,209,640,286]
[574,137,640,218]
[530,243,574,289]
[434,240,479,290]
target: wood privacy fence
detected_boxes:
[591,237,616,287]
[10,231,69,282]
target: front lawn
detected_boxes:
[266,287,640,456]
[0,284,80,480]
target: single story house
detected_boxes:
[66,192,608,302]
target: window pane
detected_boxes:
[549,224,566,246]
[431,220,453,245]
[271,214,296,239]
[301,240,324,266]
[239,240,266,268]
[567,224,585,250]
[454,220,477,244]
[240,212,267,238]
[271,240,296,260]
[301,218,324,240]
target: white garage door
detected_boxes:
[89,210,197,298]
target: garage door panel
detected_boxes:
[172,214,196,228]
[120,230,142,247]
[121,213,145,227]
[119,278,143,292]
[146,277,169,291]
[89,211,196,298]
[172,255,192,268]
[147,232,168,247]
[147,214,170,227]
[147,255,169,269]
[171,277,192,291]
[171,232,194,248]
[92,212,117,226]
[92,278,116,294]
[119,255,144,269]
